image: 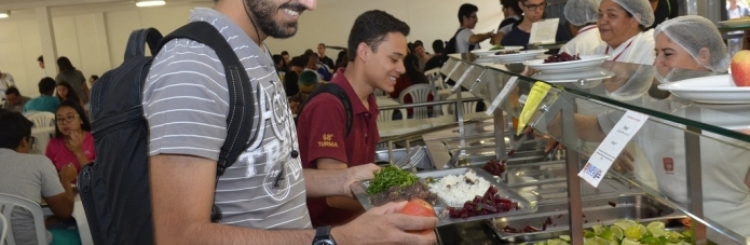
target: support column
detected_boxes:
[697,0,722,23]
[36,6,57,78]
[92,12,112,70]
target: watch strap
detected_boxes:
[313,226,335,245]
[315,225,331,238]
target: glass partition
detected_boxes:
[442,54,750,244]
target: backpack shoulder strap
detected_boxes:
[160,21,257,175]
[298,83,353,137]
[454,28,465,36]
[159,21,259,222]
[125,28,163,60]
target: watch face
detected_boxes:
[313,239,335,245]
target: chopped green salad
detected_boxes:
[490,44,505,51]
[365,165,419,194]
[523,220,696,245]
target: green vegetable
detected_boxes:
[366,165,419,194]
[533,219,700,245]
[490,44,505,51]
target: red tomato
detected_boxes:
[399,198,436,234]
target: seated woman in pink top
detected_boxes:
[45,100,95,174]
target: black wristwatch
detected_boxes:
[312,226,336,245]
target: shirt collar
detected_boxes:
[330,68,376,115]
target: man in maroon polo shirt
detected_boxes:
[297,10,410,227]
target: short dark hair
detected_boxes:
[37,55,44,63]
[281,51,289,56]
[0,110,33,149]
[347,10,410,61]
[54,100,92,138]
[272,54,284,65]
[414,40,424,47]
[90,75,99,80]
[5,86,20,96]
[432,39,445,54]
[57,56,76,72]
[304,49,315,56]
[39,77,56,95]
[502,0,523,16]
[308,53,319,61]
[458,4,479,25]
[408,42,416,54]
[290,55,309,68]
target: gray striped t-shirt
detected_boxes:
[142,8,310,230]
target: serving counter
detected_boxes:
[418,53,750,245]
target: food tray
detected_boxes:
[352,167,537,226]
[492,218,687,244]
[489,193,684,243]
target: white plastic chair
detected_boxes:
[25,111,56,154]
[442,92,480,116]
[424,68,450,91]
[398,84,437,119]
[26,111,56,128]
[0,194,47,245]
[30,127,55,155]
[0,213,8,245]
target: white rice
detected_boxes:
[429,170,492,206]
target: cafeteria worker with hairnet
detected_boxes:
[594,0,656,65]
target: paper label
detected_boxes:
[516,82,551,135]
[578,110,649,187]
[529,18,560,45]
[486,76,519,116]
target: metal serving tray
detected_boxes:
[352,167,538,226]
[489,193,684,244]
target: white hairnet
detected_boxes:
[564,0,599,26]
[610,0,655,27]
[655,67,719,84]
[608,65,656,101]
[654,16,730,72]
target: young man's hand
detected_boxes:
[332,201,438,245]
[344,163,380,197]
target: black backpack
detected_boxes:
[444,28,465,55]
[296,83,353,136]
[444,28,479,54]
[78,22,258,245]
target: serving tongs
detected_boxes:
[394,146,426,170]
[541,141,560,162]
[498,126,534,164]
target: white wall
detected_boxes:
[0,2,213,97]
[266,0,504,56]
[0,0,502,97]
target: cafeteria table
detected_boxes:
[378,112,490,138]
[43,194,93,245]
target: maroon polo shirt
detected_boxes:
[297,68,380,227]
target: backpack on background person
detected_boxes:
[443,28,465,54]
